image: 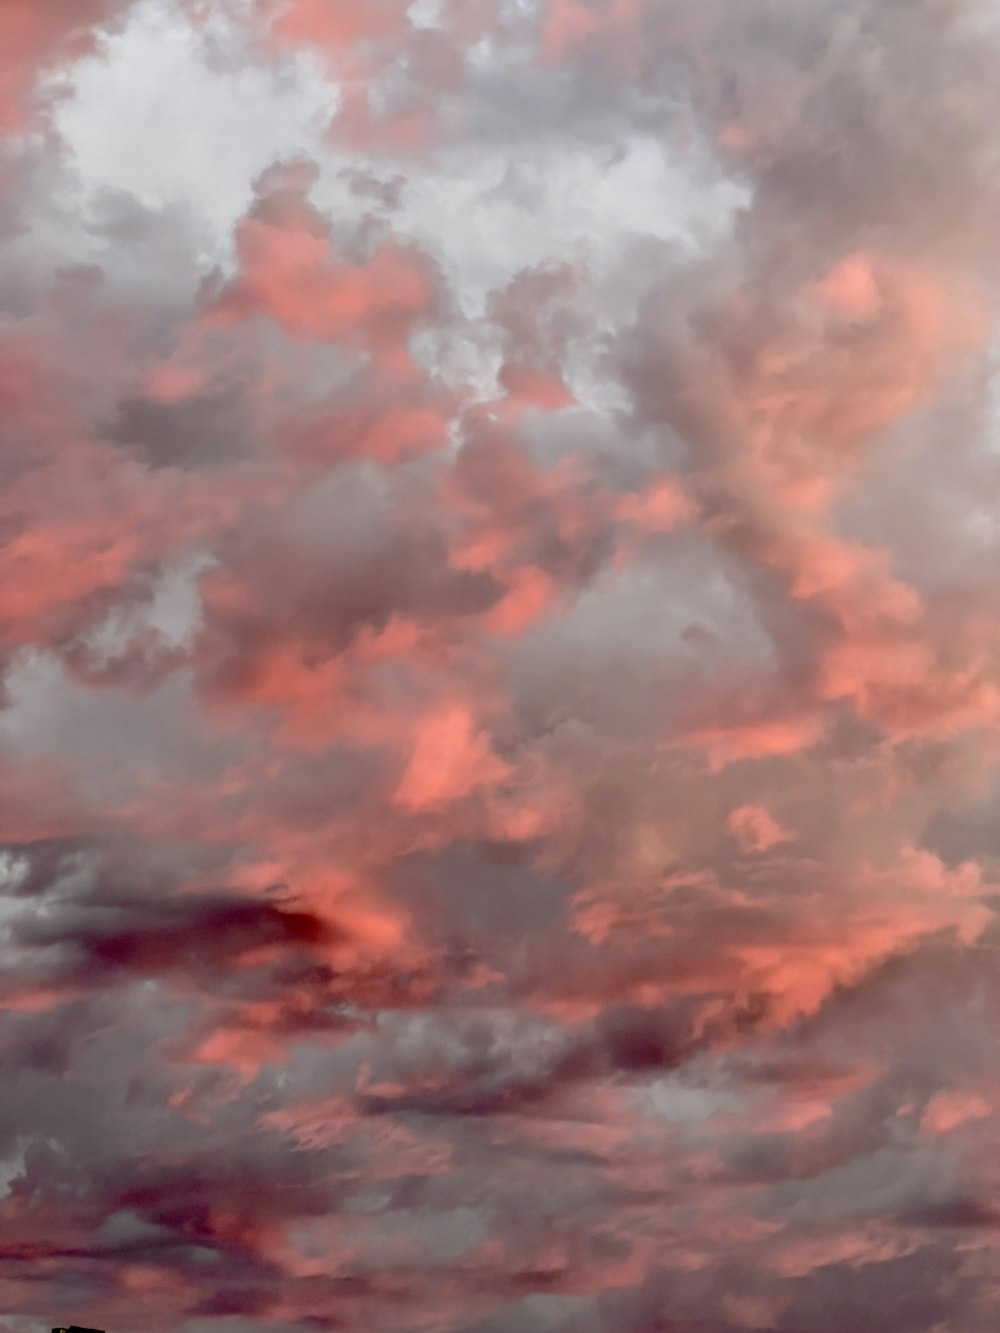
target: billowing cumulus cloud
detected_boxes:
[1,1,999,1331]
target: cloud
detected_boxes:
[727,804,793,854]
[1,0,999,1330]
[0,0,136,131]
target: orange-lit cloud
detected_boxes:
[1,0,999,1329]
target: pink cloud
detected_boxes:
[2,0,1000,1329]
[394,700,510,812]
[207,179,433,370]
[727,803,793,853]
[920,1090,991,1137]
[0,0,134,130]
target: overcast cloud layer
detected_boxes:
[1,1,1000,1330]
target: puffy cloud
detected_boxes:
[1,0,999,1330]
[0,0,136,130]
[727,804,793,854]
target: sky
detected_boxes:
[1,1,999,1330]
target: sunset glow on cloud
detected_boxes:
[1,2,1000,1331]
